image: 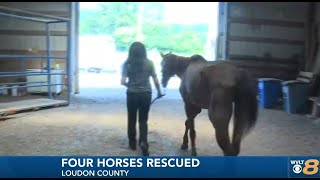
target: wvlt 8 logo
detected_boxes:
[291,159,319,176]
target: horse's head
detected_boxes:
[159,52,176,88]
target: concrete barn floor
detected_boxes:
[0,88,319,156]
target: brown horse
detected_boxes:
[159,53,258,156]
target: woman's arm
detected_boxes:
[121,63,128,87]
[121,76,127,87]
[150,61,164,97]
[152,76,162,97]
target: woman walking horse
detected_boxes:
[159,53,258,156]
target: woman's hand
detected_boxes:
[157,91,165,98]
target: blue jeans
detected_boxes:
[126,91,152,146]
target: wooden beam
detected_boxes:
[229,16,305,28]
[0,99,68,116]
[229,35,304,46]
[0,29,67,36]
[228,54,300,64]
[0,49,66,56]
[31,10,70,17]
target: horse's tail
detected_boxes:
[233,70,258,139]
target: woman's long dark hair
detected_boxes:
[124,42,147,74]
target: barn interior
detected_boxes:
[0,2,319,156]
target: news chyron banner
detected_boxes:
[0,156,318,178]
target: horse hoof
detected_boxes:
[180,144,188,150]
[191,151,197,156]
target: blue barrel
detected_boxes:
[258,78,283,108]
[282,81,310,114]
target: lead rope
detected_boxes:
[151,88,166,105]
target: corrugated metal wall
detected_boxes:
[0,2,71,84]
[217,2,312,80]
[228,2,308,60]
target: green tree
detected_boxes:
[98,2,138,34]
[79,2,207,54]
[80,2,138,35]
[141,2,164,23]
[141,22,206,55]
[113,27,137,51]
[79,10,101,35]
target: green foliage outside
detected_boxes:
[80,2,208,55]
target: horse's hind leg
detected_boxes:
[181,119,190,150]
[232,119,245,156]
[181,103,201,156]
[189,117,198,156]
[208,89,235,156]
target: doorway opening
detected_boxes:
[78,2,218,99]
